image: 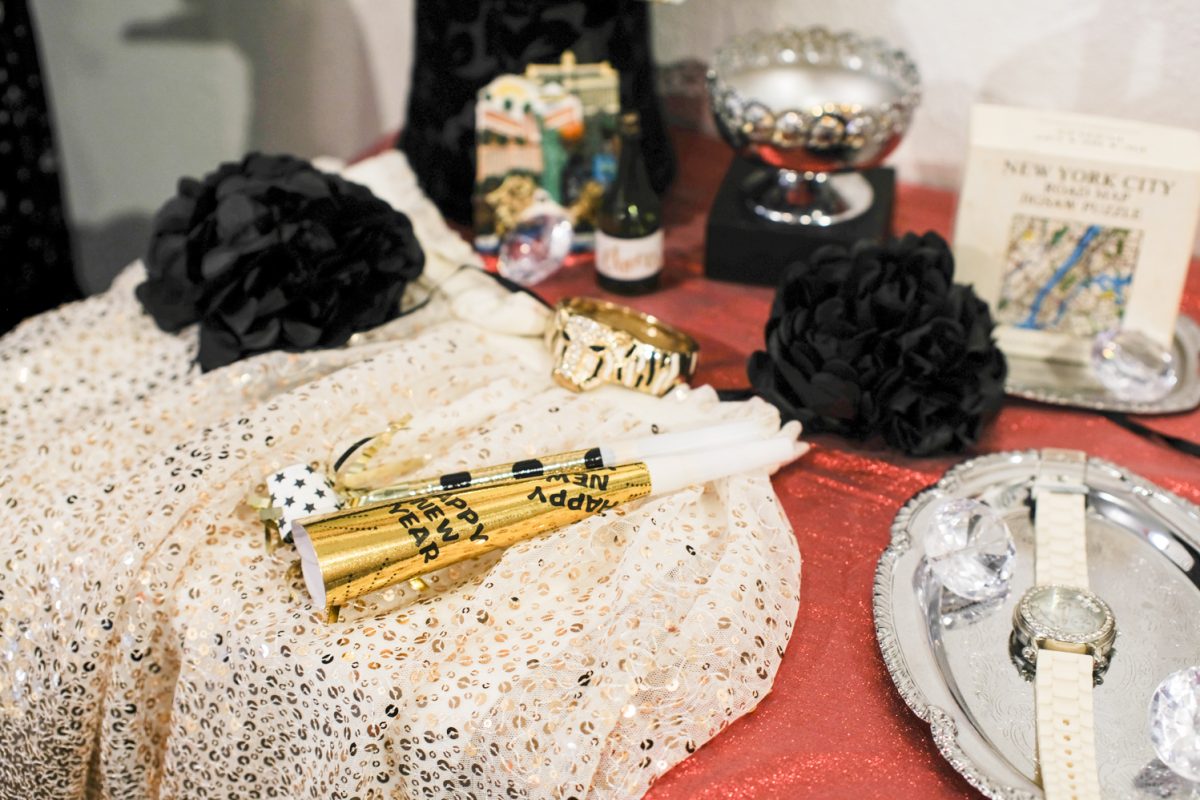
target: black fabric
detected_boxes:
[0,0,78,334]
[399,0,674,224]
[715,387,756,402]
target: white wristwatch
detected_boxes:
[1010,449,1116,800]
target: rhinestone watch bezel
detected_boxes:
[1011,584,1117,680]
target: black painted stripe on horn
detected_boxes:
[511,459,545,479]
[440,471,472,491]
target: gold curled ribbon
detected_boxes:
[332,415,419,494]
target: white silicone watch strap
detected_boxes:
[1035,649,1102,800]
[1034,490,1090,589]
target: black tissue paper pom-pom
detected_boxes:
[747,232,1007,457]
[136,153,425,372]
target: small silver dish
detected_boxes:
[707,27,920,226]
[1005,316,1200,415]
[875,450,1200,798]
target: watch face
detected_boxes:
[1028,586,1108,636]
[1010,585,1117,682]
[1015,585,1116,646]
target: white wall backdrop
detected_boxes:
[653,0,1200,190]
[28,0,1200,291]
[32,0,414,292]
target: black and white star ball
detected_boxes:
[267,463,342,543]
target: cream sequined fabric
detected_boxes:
[0,153,801,799]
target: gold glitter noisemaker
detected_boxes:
[292,431,807,621]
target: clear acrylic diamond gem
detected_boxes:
[1091,327,1178,403]
[1149,666,1200,783]
[497,193,573,287]
[923,498,1015,602]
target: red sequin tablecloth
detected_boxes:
[519,129,1200,800]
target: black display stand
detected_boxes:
[704,159,895,286]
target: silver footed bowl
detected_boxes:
[707,27,921,225]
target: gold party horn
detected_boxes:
[293,464,651,621]
[291,432,806,621]
[346,419,765,506]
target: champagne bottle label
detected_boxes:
[595,230,663,282]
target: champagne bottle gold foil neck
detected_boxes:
[298,462,654,620]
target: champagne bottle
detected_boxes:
[595,111,663,295]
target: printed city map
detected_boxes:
[996,215,1141,337]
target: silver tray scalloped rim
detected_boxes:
[1005,316,1200,415]
[874,449,1200,799]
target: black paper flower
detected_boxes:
[747,232,1006,456]
[136,153,425,371]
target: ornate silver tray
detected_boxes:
[1005,316,1200,415]
[874,450,1200,798]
